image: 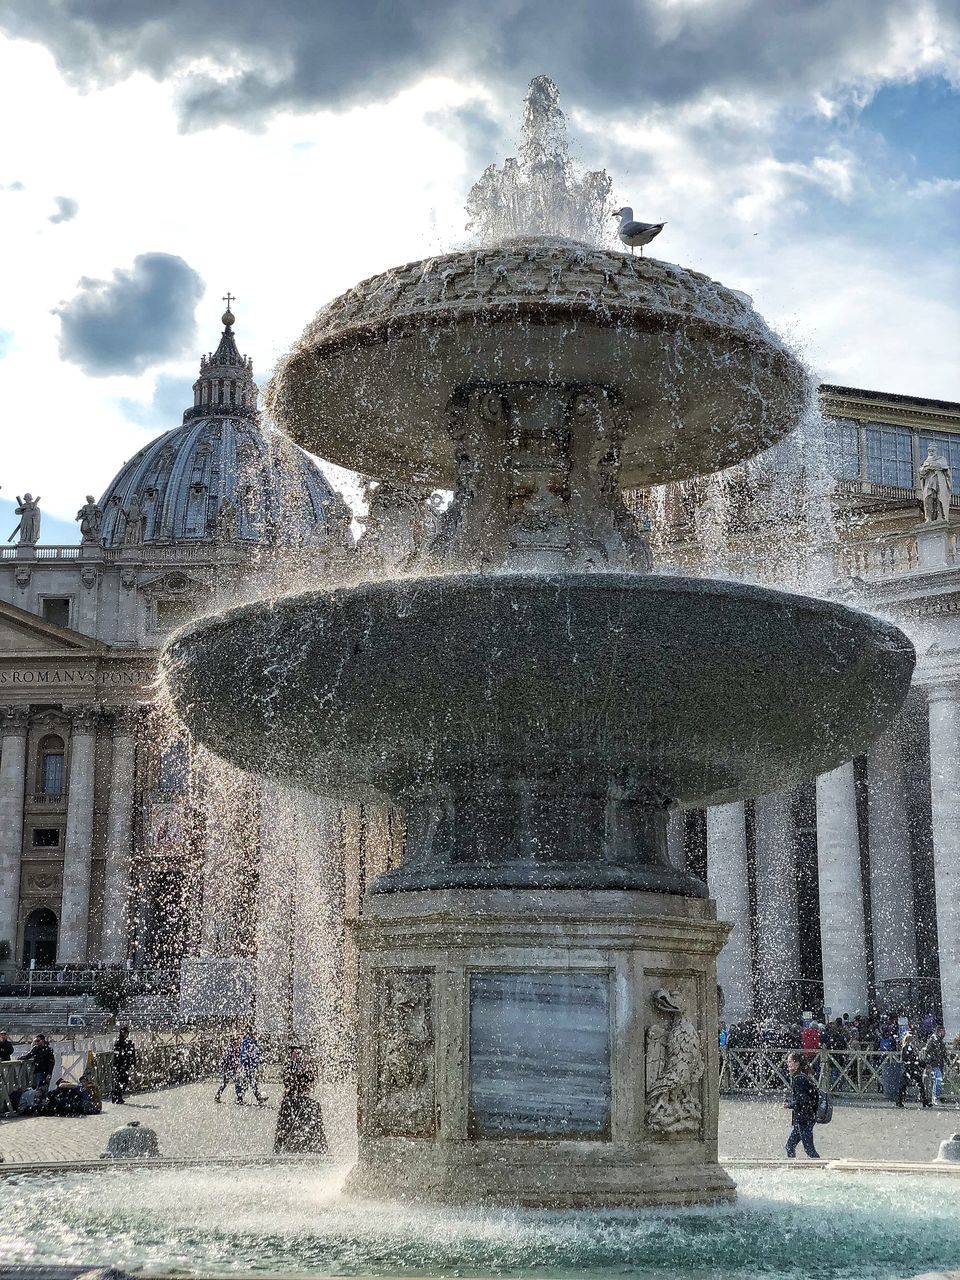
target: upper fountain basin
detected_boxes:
[163,573,914,807]
[266,237,807,489]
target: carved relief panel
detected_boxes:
[372,968,436,1137]
[643,974,705,1140]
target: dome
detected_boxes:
[100,307,337,549]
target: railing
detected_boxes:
[0,545,82,560]
[0,1025,238,1113]
[836,533,920,579]
[720,1047,960,1099]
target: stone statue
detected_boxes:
[919,444,951,524]
[76,495,102,544]
[645,987,704,1136]
[8,493,41,545]
[122,494,145,547]
[215,496,238,542]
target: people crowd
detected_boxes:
[720,1009,958,1107]
[0,1028,125,1118]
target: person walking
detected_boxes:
[111,1026,136,1104]
[236,1027,268,1106]
[214,1036,242,1103]
[896,1031,931,1108]
[784,1051,821,1159]
[20,1034,55,1092]
[923,1025,949,1106]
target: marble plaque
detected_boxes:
[468,969,611,1139]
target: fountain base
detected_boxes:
[347,888,735,1208]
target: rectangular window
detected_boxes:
[468,969,611,1140]
[41,753,64,796]
[823,417,861,479]
[919,432,960,485]
[31,828,61,848]
[865,422,914,488]
[41,598,71,628]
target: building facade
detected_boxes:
[1,353,958,1032]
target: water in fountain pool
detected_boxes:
[1,1166,958,1278]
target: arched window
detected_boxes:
[22,906,58,966]
[37,735,65,797]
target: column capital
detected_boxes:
[68,704,102,734]
[0,705,31,737]
[926,678,960,707]
[104,704,142,735]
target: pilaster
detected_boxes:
[928,679,960,1032]
[99,706,139,964]
[0,706,30,960]
[59,705,100,962]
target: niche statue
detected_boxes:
[919,444,952,524]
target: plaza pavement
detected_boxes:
[0,1078,957,1167]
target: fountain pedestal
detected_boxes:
[346,888,734,1207]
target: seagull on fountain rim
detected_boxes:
[613,207,666,256]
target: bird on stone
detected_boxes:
[612,207,665,256]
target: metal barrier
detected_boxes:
[0,1060,29,1113]
[720,1047,960,1098]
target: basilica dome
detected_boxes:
[99,307,337,549]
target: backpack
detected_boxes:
[815,1089,833,1125]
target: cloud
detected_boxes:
[0,328,13,358]
[55,252,204,376]
[2,1,957,131]
[48,194,78,223]
[1,179,25,190]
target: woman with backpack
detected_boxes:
[784,1051,821,1159]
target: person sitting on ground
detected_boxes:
[784,1051,821,1159]
[8,1085,40,1115]
[20,1034,55,1092]
[0,1028,14,1062]
[43,1077,88,1116]
[897,1031,931,1109]
[274,1045,327,1155]
[78,1072,102,1114]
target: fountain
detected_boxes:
[162,80,915,1211]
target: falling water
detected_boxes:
[465,75,615,245]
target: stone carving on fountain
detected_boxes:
[373,969,436,1138]
[645,986,705,1138]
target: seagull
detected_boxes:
[612,207,665,256]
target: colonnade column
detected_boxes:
[99,707,138,964]
[753,788,799,1020]
[928,680,960,1034]
[59,706,99,963]
[867,725,917,998]
[0,706,30,960]
[706,801,753,1024]
[816,760,869,1017]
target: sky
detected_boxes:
[0,0,958,543]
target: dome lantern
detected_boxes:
[186,293,258,424]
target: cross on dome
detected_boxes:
[221,290,236,328]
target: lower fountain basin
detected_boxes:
[3,1163,959,1279]
[164,572,913,887]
